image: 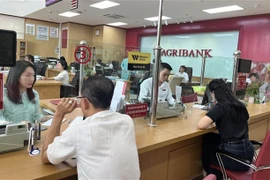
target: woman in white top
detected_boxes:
[174,65,189,83]
[45,57,69,85]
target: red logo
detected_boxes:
[74,45,92,64]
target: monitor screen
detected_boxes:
[201,84,213,105]
[0,29,16,67]
[238,58,252,73]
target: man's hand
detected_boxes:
[54,98,77,118]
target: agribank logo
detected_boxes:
[161,49,212,58]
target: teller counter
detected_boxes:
[0,100,269,179]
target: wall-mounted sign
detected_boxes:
[161,49,212,58]
[45,0,63,6]
[128,51,151,70]
[36,25,49,41]
[71,0,78,10]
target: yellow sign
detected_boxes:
[128,51,151,70]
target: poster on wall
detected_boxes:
[250,62,270,81]
[25,24,35,35]
[50,27,58,38]
[36,25,49,41]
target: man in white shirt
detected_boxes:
[138,62,175,105]
[174,65,189,83]
[41,76,140,180]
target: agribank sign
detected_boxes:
[161,49,212,58]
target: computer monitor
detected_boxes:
[70,62,80,71]
[238,58,252,73]
[0,29,16,67]
[201,84,213,105]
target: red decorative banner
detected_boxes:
[125,103,148,118]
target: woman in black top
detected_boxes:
[197,79,254,179]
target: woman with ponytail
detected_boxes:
[197,79,254,180]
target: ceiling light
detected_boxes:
[89,0,120,9]
[190,18,193,23]
[153,21,157,27]
[144,16,171,21]
[203,5,244,14]
[59,11,80,17]
[107,22,127,26]
[165,20,168,26]
[176,20,180,24]
[143,24,146,28]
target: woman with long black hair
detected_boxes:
[197,79,254,179]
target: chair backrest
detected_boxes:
[104,69,113,76]
[70,72,80,86]
[168,76,184,95]
[253,130,270,180]
[136,71,151,96]
[34,62,47,76]
[181,85,194,96]
[112,60,119,71]
[185,67,193,83]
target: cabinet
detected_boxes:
[16,40,28,60]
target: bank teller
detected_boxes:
[138,62,175,105]
[0,61,45,123]
[44,57,69,85]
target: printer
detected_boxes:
[0,124,29,153]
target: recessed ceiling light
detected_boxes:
[144,16,171,21]
[59,11,80,17]
[90,0,120,9]
[203,5,244,14]
[107,22,127,26]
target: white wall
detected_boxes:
[0,15,25,39]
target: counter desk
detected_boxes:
[46,68,75,82]
[1,101,270,180]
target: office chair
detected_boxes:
[34,62,47,76]
[136,71,151,96]
[104,68,113,76]
[211,130,270,180]
[60,72,80,98]
[168,76,184,96]
[95,65,104,76]
[112,60,119,71]
[185,67,193,83]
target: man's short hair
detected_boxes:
[161,62,172,71]
[81,76,114,109]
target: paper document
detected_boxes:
[42,118,53,126]
[192,104,206,109]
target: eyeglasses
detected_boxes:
[76,96,88,104]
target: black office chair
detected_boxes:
[112,60,119,71]
[95,65,104,76]
[60,72,80,98]
[136,71,151,96]
[34,62,47,76]
[104,69,113,76]
[185,67,193,83]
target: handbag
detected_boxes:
[181,93,198,103]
